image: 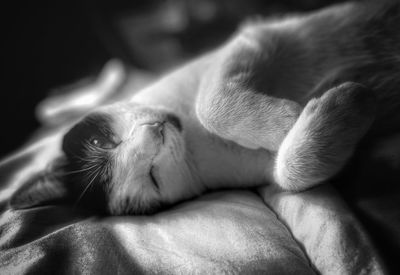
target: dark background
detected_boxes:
[1,0,344,158]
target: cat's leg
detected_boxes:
[196,84,301,151]
[196,70,302,151]
[274,82,376,191]
[196,27,305,151]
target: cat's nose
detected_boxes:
[141,122,164,139]
[144,122,163,131]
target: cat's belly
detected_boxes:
[180,116,276,191]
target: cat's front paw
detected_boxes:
[274,82,376,191]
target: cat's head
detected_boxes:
[10,102,197,215]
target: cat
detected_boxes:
[10,0,400,215]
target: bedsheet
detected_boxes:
[0,60,396,274]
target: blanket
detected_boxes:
[0,60,397,275]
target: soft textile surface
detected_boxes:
[0,61,393,274]
[0,177,384,274]
[0,191,315,274]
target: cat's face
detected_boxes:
[62,102,194,215]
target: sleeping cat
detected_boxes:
[10,0,400,215]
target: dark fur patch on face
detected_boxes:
[61,112,117,211]
[63,113,116,154]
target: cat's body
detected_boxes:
[10,0,400,215]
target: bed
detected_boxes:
[0,58,399,274]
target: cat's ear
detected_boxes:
[9,163,71,210]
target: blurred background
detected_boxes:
[2,0,346,158]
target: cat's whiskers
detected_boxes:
[53,165,99,177]
[73,165,103,207]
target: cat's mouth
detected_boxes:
[143,115,181,147]
[143,113,182,192]
[149,165,160,190]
